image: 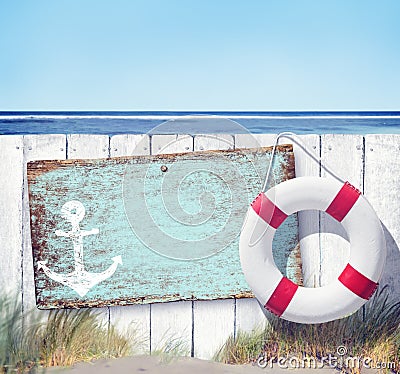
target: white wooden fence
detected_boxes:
[0,134,399,359]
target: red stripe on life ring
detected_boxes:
[251,193,287,229]
[326,182,361,222]
[338,263,378,300]
[264,277,298,317]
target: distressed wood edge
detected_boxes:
[27,144,294,179]
[28,143,298,308]
[36,291,257,310]
[26,144,295,223]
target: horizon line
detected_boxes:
[1,109,400,113]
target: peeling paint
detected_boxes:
[28,146,300,309]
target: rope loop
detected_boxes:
[262,132,345,192]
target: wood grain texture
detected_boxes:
[0,136,24,298]
[320,134,364,286]
[67,134,109,159]
[234,134,276,332]
[249,134,321,287]
[150,301,192,355]
[151,135,193,154]
[27,145,296,309]
[110,134,150,157]
[147,135,194,356]
[364,134,400,297]
[65,134,110,324]
[3,132,395,362]
[110,304,150,353]
[109,135,151,354]
[23,135,67,313]
[235,298,266,334]
[236,134,321,287]
[193,299,235,360]
[234,134,275,150]
[295,135,321,288]
[194,134,234,151]
[181,134,283,357]
[235,134,302,283]
[234,133,307,330]
[193,134,253,359]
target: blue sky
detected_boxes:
[0,1,399,111]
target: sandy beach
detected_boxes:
[45,355,358,374]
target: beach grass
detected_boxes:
[150,332,190,363]
[215,286,399,373]
[0,295,40,372]
[39,309,130,367]
[0,297,131,372]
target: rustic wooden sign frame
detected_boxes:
[28,145,300,309]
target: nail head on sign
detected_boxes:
[161,165,168,172]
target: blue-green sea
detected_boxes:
[0,111,399,135]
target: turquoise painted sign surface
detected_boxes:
[28,145,299,308]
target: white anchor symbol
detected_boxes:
[37,200,122,297]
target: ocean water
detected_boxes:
[0,111,399,135]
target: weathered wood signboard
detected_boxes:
[28,145,300,309]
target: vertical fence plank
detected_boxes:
[234,133,275,149]
[109,134,151,353]
[235,298,266,333]
[194,134,234,151]
[192,133,235,358]
[110,134,150,156]
[151,301,192,355]
[233,134,275,334]
[152,134,193,154]
[23,135,67,314]
[193,299,235,359]
[295,135,321,287]
[148,134,194,355]
[67,134,109,159]
[365,134,400,298]
[109,304,151,354]
[66,134,110,325]
[0,136,24,299]
[320,134,364,286]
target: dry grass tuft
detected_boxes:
[0,297,132,373]
[151,332,190,363]
[0,295,41,372]
[215,286,399,373]
[39,309,130,367]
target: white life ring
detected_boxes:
[239,177,386,324]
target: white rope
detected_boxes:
[262,132,345,192]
